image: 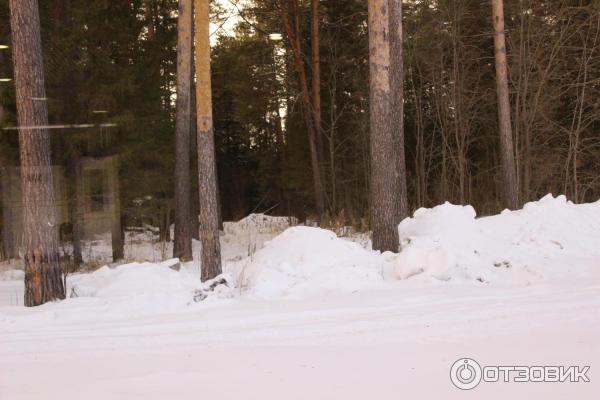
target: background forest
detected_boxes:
[1,0,599,233]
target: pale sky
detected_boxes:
[210,0,244,43]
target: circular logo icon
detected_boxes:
[450,358,482,390]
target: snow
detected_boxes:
[1,196,599,399]
[0,269,24,281]
[68,262,204,312]
[395,194,600,285]
[230,226,387,298]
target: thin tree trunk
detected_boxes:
[492,0,518,209]
[109,157,123,262]
[190,10,200,241]
[173,0,194,262]
[71,158,84,266]
[283,0,325,218]
[0,53,5,125]
[1,170,16,260]
[310,0,324,165]
[0,112,12,261]
[368,0,400,253]
[388,0,408,225]
[9,0,65,306]
[195,0,222,281]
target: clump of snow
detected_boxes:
[221,214,298,262]
[394,194,600,285]
[69,261,203,312]
[231,226,387,298]
[223,213,297,237]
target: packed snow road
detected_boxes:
[1,279,598,399]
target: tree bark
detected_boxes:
[0,53,5,126]
[310,0,324,164]
[195,0,222,281]
[492,0,518,209]
[71,158,84,266]
[388,0,408,225]
[109,157,123,262]
[190,9,200,241]
[9,0,65,306]
[1,170,16,260]
[173,0,194,262]
[368,0,400,253]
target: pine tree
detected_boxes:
[491,0,518,209]
[9,0,65,306]
[389,0,408,225]
[195,0,222,281]
[310,0,323,165]
[368,0,400,252]
[173,0,194,262]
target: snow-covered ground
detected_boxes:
[1,195,599,399]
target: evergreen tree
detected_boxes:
[173,0,193,262]
[9,0,65,306]
[368,0,400,252]
[195,0,222,281]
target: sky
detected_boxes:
[210,0,244,42]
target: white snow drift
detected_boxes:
[1,194,599,306]
[394,194,600,285]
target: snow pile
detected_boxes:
[231,226,387,298]
[221,214,297,262]
[394,194,600,285]
[223,214,297,237]
[69,260,203,311]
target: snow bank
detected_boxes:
[231,226,387,298]
[2,194,598,310]
[221,214,298,263]
[394,194,600,285]
[223,213,297,237]
[69,261,203,311]
[233,194,600,296]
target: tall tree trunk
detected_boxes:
[0,52,5,126]
[173,0,194,262]
[190,10,200,241]
[109,157,123,262]
[310,0,324,165]
[71,158,84,266]
[9,0,65,306]
[388,0,408,225]
[368,0,400,253]
[282,0,325,218]
[0,90,10,261]
[195,0,222,281]
[1,170,16,260]
[492,0,518,209]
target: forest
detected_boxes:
[2,1,598,227]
